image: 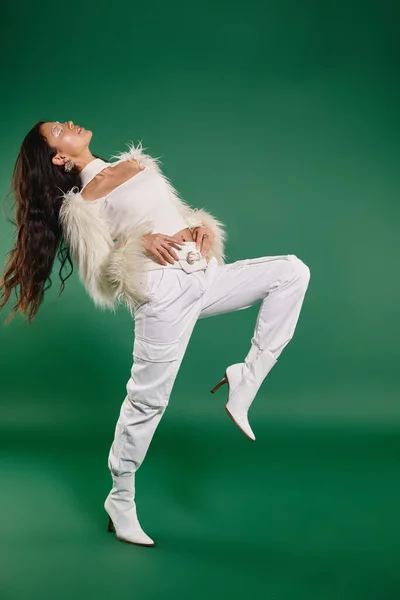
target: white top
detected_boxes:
[80,157,190,239]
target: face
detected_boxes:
[40,120,93,167]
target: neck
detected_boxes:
[79,157,111,190]
[70,149,97,173]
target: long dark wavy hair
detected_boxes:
[0,121,107,325]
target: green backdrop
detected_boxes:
[0,1,399,599]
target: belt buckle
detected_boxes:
[186,250,201,264]
[179,249,204,273]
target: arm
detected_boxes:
[161,181,228,265]
[59,188,154,315]
[184,209,227,263]
[111,141,228,264]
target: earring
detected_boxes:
[64,159,74,172]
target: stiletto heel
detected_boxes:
[210,374,227,394]
[107,516,114,532]
[210,350,278,442]
[211,367,255,440]
[105,474,155,546]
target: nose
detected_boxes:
[66,121,74,129]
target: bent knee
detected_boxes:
[287,254,311,285]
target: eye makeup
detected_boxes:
[51,121,63,137]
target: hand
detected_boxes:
[192,226,214,256]
[141,233,183,266]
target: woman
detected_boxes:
[0,120,311,547]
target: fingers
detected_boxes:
[192,228,211,255]
[200,242,211,256]
[169,241,183,250]
[154,247,173,266]
[152,249,168,266]
[160,241,180,263]
[147,235,181,265]
[164,235,182,247]
[197,232,212,256]
[197,233,204,253]
[149,232,212,265]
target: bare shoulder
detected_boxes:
[81,159,143,201]
[81,178,105,202]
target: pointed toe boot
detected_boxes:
[104,474,155,547]
[211,345,277,442]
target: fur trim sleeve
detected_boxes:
[111,141,228,264]
[58,187,154,314]
[102,220,155,316]
[183,208,227,265]
[59,141,228,314]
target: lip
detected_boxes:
[77,127,83,134]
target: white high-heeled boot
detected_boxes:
[211,344,277,441]
[104,473,155,547]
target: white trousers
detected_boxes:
[108,252,311,476]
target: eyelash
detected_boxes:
[53,122,63,136]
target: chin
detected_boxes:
[83,129,93,144]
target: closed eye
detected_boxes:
[51,121,63,137]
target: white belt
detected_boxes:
[142,241,208,273]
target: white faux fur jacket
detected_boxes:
[58,141,227,315]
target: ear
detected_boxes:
[52,155,64,167]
